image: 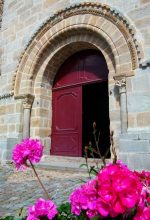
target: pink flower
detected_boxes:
[97,162,142,217]
[27,198,57,220]
[134,206,150,220]
[12,138,43,170]
[70,161,143,219]
[69,187,89,215]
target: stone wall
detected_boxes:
[0,0,150,169]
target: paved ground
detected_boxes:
[0,162,88,218]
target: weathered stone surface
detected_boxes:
[131,73,150,91]
[139,132,150,140]
[120,153,150,170]
[127,3,150,20]
[119,139,150,153]
[137,112,150,127]
[127,92,150,112]
[120,133,139,140]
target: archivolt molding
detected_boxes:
[23,2,141,66]
[14,2,142,97]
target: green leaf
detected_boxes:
[89,166,98,175]
[0,217,14,220]
[79,163,88,168]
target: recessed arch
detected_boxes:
[14,2,142,97]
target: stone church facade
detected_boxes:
[0,0,150,170]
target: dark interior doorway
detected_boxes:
[82,81,110,158]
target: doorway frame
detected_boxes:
[13,3,141,157]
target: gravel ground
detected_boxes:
[0,163,88,218]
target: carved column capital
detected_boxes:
[115,78,126,94]
[22,94,34,109]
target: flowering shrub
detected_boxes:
[10,138,150,220]
[12,138,43,170]
[70,161,150,220]
[27,198,57,220]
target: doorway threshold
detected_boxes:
[36,155,110,172]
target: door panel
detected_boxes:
[51,86,82,156]
[53,50,108,89]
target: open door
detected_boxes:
[51,86,82,156]
[51,49,109,157]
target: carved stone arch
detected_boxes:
[14,2,142,97]
[34,27,118,90]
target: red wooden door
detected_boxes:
[51,86,82,156]
[51,50,108,157]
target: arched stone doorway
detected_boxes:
[13,3,141,156]
[51,49,110,157]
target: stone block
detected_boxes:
[114,36,126,48]
[131,73,150,91]
[31,118,41,127]
[119,139,150,153]
[120,133,139,140]
[0,140,7,164]
[126,77,132,92]
[0,106,6,115]
[43,137,51,155]
[120,63,132,72]
[127,4,150,20]
[109,110,120,121]
[7,0,18,10]
[36,108,49,117]
[0,138,20,162]
[44,0,56,8]
[17,0,33,15]
[7,138,21,160]
[128,154,150,170]
[137,112,150,127]
[5,114,21,124]
[8,124,16,132]
[119,52,131,63]
[139,132,150,140]
[0,125,7,134]
[117,44,129,54]
[35,128,50,137]
[19,10,30,21]
[5,105,15,114]
[31,4,42,14]
[16,103,23,113]
[141,29,150,45]
[127,92,150,112]
[119,153,150,170]
[140,0,150,4]
[25,15,37,26]
[135,16,150,29]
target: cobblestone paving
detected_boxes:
[0,163,88,218]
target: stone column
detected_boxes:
[115,78,127,133]
[22,94,34,138]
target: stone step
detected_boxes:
[36,155,107,171]
[120,132,150,140]
[119,139,150,153]
[119,153,150,171]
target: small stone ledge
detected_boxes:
[120,132,150,140]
